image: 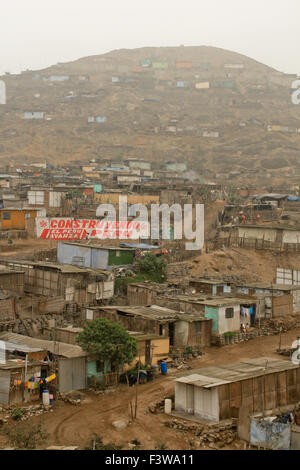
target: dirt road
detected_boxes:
[1,327,299,450]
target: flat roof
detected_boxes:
[58,241,136,251]
[235,282,300,291]
[0,207,42,211]
[0,259,111,276]
[176,357,299,388]
[96,305,207,322]
[190,278,300,291]
[0,359,42,370]
[0,332,87,358]
[190,278,231,285]
[166,294,255,307]
[0,267,24,275]
[237,224,300,231]
[1,340,45,354]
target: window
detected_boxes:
[194,322,201,334]
[96,360,104,373]
[3,212,10,220]
[115,250,120,257]
[225,307,234,319]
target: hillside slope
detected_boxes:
[0,45,299,178]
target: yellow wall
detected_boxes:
[0,210,38,230]
[125,336,169,370]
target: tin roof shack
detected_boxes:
[127,283,253,337]
[129,331,169,366]
[234,282,300,318]
[83,305,211,349]
[253,194,288,208]
[127,282,186,305]
[0,267,24,296]
[183,297,248,337]
[0,259,114,303]
[174,357,300,424]
[0,268,25,327]
[189,278,232,296]
[27,189,63,213]
[124,159,151,171]
[0,360,43,406]
[53,326,169,368]
[165,162,187,172]
[221,203,279,224]
[0,208,44,230]
[222,224,300,251]
[0,339,47,405]
[57,242,135,271]
[0,332,87,395]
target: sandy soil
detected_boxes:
[1,327,299,450]
[0,238,56,258]
[189,247,300,283]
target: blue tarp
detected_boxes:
[120,243,161,250]
[288,195,300,201]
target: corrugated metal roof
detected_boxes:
[1,340,44,354]
[176,357,299,388]
[0,259,111,276]
[99,305,206,322]
[0,332,86,358]
[59,242,136,251]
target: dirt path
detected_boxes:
[1,327,298,450]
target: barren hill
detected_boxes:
[0,45,300,178]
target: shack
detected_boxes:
[0,208,45,230]
[0,259,114,303]
[175,357,300,423]
[0,267,24,295]
[53,326,169,370]
[83,305,212,349]
[57,242,135,271]
[189,278,232,296]
[0,332,87,397]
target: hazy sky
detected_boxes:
[1,0,299,75]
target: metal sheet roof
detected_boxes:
[0,259,111,276]
[176,357,299,388]
[0,332,86,358]
[98,305,207,322]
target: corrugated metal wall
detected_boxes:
[58,357,86,393]
[0,370,10,405]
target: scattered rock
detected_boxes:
[112,419,129,430]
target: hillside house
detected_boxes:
[175,357,300,423]
[23,112,45,119]
[82,305,212,349]
[0,259,114,303]
[0,332,87,403]
[57,242,135,271]
[0,208,45,230]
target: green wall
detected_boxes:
[204,306,219,332]
[108,249,134,266]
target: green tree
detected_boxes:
[136,252,166,283]
[76,318,138,370]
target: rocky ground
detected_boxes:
[1,327,299,450]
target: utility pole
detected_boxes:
[134,356,141,419]
[278,327,282,352]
